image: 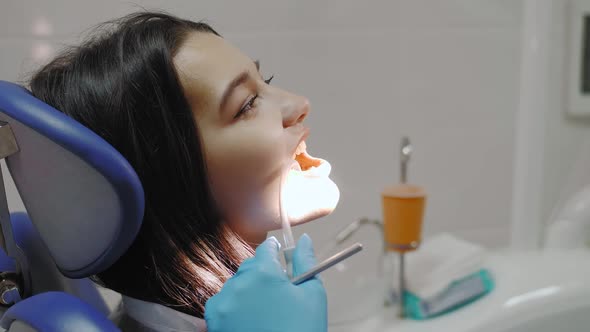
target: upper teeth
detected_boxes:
[294,141,306,158]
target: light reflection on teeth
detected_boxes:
[293,141,307,158]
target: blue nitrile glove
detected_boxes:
[205,234,327,332]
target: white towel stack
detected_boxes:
[404,232,486,299]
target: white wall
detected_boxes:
[541,0,590,227]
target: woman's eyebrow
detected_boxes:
[219,60,262,111]
[220,71,251,110]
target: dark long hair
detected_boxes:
[29,12,254,317]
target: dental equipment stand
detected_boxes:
[333,137,424,319]
[398,137,411,317]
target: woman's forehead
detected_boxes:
[174,33,253,89]
[174,32,254,112]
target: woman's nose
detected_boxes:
[282,95,310,128]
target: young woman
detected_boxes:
[29,11,339,330]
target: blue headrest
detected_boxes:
[0,80,144,278]
[0,291,119,332]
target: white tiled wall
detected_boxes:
[1,1,522,267]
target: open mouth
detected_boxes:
[289,141,331,177]
[292,141,321,171]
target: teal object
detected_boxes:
[403,269,495,320]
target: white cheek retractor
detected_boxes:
[279,165,363,283]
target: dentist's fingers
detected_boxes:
[235,236,281,277]
[255,236,281,262]
[292,233,318,277]
[205,234,327,332]
[254,236,287,278]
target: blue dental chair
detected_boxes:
[0,80,145,331]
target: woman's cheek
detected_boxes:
[229,131,285,178]
[206,144,276,197]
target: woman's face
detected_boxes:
[174,32,339,245]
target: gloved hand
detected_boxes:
[205,234,327,332]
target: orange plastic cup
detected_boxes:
[381,184,426,252]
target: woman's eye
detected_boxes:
[234,94,258,119]
[233,75,274,119]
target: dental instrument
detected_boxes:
[290,242,363,285]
